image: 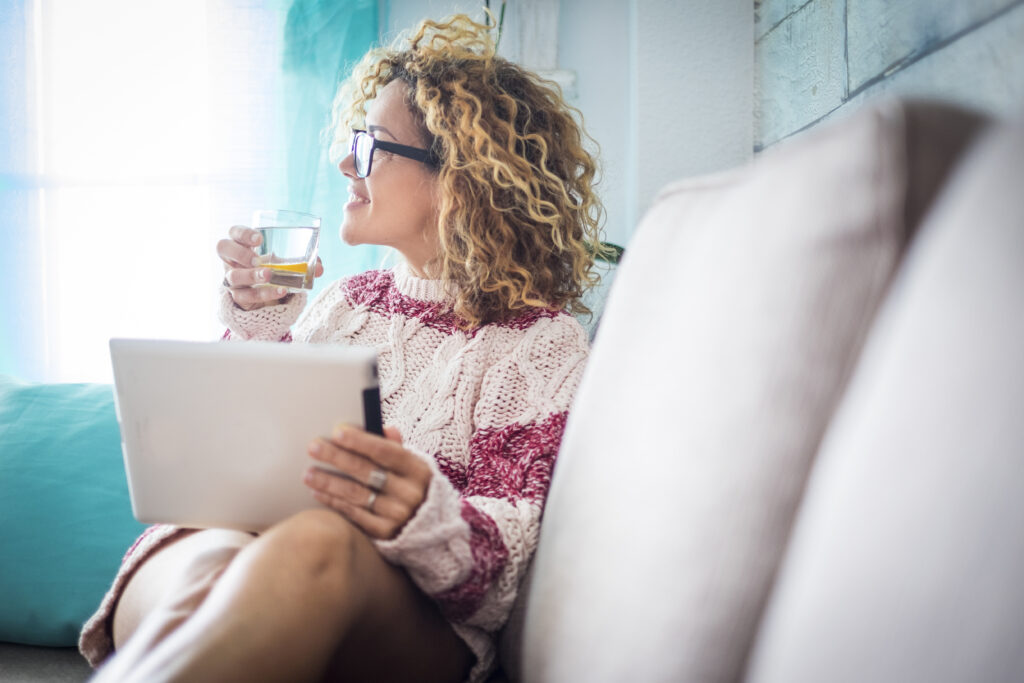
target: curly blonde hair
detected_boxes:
[327,13,609,328]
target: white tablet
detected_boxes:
[109,338,382,532]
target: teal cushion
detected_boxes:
[0,376,145,646]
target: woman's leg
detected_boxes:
[97,509,473,683]
[112,528,256,649]
[92,528,256,681]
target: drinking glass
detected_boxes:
[252,209,321,290]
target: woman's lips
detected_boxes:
[345,192,370,210]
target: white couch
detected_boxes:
[499,97,1024,683]
[4,98,1023,682]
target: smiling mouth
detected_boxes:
[348,193,370,204]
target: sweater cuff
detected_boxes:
[374,447,473,594]
[217,287,307,341]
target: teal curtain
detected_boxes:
[278,0,384,299]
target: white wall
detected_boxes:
[631,0,753,235]
[558,0,631,246]
[384,0,753,247]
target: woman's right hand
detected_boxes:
[216,225,322,311]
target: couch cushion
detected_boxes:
[0,377,145,646]
[514,99,986,682]
[745,111,1024,682]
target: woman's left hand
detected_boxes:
[303,424,432,540]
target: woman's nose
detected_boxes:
[338,152,357,178]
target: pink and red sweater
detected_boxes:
[79,262,589,682]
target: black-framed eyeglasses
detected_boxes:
[349,129,438,178]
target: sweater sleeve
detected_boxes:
[217,287,307,341]
[374,315,589,632]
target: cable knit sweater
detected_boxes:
[79,262,589,683]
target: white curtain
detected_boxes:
[0,0,379,383]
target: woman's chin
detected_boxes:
[339,225,362,246]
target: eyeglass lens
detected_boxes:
[353,132,375,178]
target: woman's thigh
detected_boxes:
[260,510,474,683]
[112,528,256,648]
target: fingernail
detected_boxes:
[303,469,316,485]
[250,256,260,267]
[251,233,261,245]
[276,287,287,296]
[308,441,321,456]
[254,269,265,282]
[332,425,347,442]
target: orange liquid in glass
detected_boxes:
[262,262,308,274]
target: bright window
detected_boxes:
[1,0,378,383]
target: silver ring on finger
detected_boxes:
[367,468,388,493]
[365,490,378,513]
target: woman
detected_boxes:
[80,13,606,683]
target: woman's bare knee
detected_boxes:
[260,510,471,681]
[112,528,254,648]
[259,509,362,594]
